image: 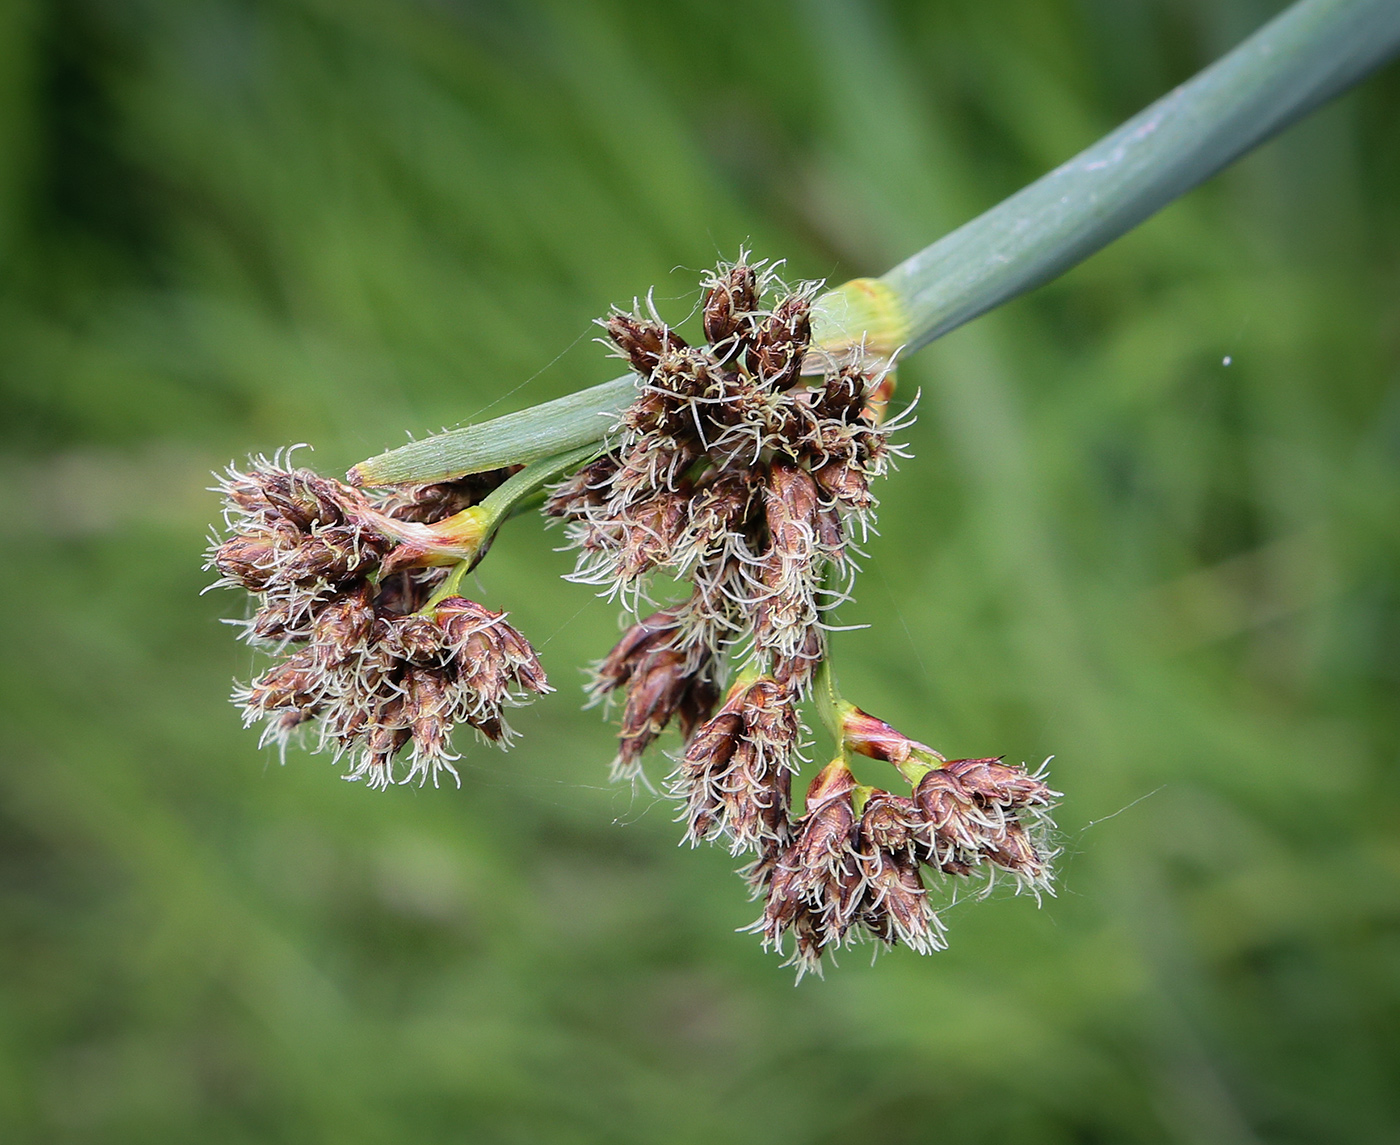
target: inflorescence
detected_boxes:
[206,459,550,789]
[207,252,1059,977]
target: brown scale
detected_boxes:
[248,597,315,644]
[683,469,760,550]
[627,348,720,441]
[311,588,375,668]
[438,597,549,701]
[605,312,688,378]
[946,756,1055,807]
[259,469,355,531]
[383,613,442,663]
[811,366,868,422]
[281,525,385,583]
[759,762,860,950]
[745,294,812,391]
[756,765,947,969]
[404,667,453,759]
[544,454,620,519]
[610,434,702,500]
[212,534,281,591]
[771,629,827,693]
[616,486,693,579]
[218,452,554,782]
[371,569,437,617]
[857,845,932,948]
[247,648,321,713]
[750,462,825,662]
[812,459,873,516]
[858,789,924,853]
[716,737,792,851]
[910,763,1053,881]
[702,264,760,350]
[559,260,905,870]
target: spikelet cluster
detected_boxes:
[549,254,909,776]
[206,455,550,788]
[554,255,1057,975]
[746,751,1058,978]
[205,251,1062,978]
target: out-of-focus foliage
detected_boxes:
[2,0,1398,1140]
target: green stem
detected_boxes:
[349,376,633,486]
[422,558,474,611]
[877,0,1400,353]
[475,443,603,522]
[811,658,853,755]
[890,755,935,789]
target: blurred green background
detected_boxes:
[3,0,1399,1141]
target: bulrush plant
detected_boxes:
[207,0,1400,975]
[209,254,1053,975]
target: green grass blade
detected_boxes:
[883,0,1400,351]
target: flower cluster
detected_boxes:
[206,250,1061,979]
[545,254,1057,975]
[206,455,549,788]
[549,255,907,778]
[660,681,1057,978]
[746,728,1058,978]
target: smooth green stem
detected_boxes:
[422,558,474,612]
[892,755,935,788]
[812,659,852,753]
[851,784,875,818]
[350,376,633,486]
[881,0,1400,352]
[476,443,602,521]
